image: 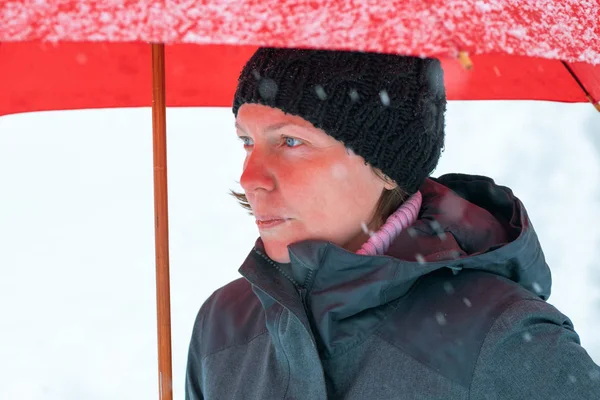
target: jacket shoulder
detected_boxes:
[377,268,543,388]
[470,297,600,399]
[193,277,267,359]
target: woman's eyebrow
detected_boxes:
[235,122,247,134]
[235,121,301,135]
[264,121,296,133]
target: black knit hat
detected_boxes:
[232,47,446,195]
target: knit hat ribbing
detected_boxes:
[232,47,446,195]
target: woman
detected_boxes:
[185,47,600,399]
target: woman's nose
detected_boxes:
[239,151,276,193]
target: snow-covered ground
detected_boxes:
[1,101,599,399]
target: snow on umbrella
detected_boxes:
[1,1,599,399]
[1,0,599,116]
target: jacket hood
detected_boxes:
[239,173,551,356]
[387,173,551,299]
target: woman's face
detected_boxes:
[236,103,395,263]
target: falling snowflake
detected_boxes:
[523,332,533,342]
[75,53,88,65]
[348,88,360,102]
[463,297,472,307]
[415,253,425,264]
[314,85,327,100]
[439,193,468,222]
[406,227,418,238]
[532,282,543,294]
[428,219,447,240]
[435,312,447,325]
[568,375,577,383]
[258,78,278,100]
[450,250,462,260]
[443,281,455,294]
[379,90,390,106]
[360,221,376,237]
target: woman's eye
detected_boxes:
[283,136,303,148]
[239,137,253,147]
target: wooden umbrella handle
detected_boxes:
[151,43,173,400]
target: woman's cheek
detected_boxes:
[329,163,349,181]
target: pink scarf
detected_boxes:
[356,191,422,256]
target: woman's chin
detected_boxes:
[260,234,304,263]
[261,243,291,263]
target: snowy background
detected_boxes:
[1,101,599,399]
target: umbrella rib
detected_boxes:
[561,61,600,112]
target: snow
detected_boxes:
[0,101,599,399]
[314,85,327,101]
[0,0,598,64]
[379,90,391,106]
[475,1,493,12]
[435,312,448,325]
[443,282,455,295]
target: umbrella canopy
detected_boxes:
[1,0,599,116]
[1,1,599,399]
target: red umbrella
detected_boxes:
[1,1,599,399]
[1,0,599,116]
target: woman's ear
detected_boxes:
[383,177,398,191]
[375,168,397,190]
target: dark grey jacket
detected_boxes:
[185,174,600,399]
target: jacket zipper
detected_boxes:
[253,249,320,352]
[298,287,308,314]
[254,248,311,322]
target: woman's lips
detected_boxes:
[255,218,289,229]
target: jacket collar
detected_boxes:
[238,174,551,357]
